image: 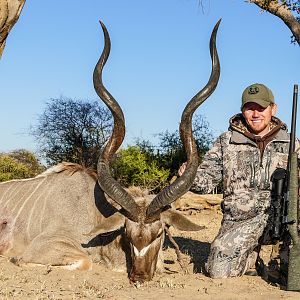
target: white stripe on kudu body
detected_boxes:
[15,177,47,220]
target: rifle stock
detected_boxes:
[287,152,300,291]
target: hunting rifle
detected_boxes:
[271,84,299,291]
[286,84,299,291]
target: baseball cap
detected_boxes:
[241,83,274,109]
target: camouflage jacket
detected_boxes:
[191,114,300,222]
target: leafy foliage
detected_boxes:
[111,146,170,192]
[0,149,44,182]
[31,97,113,168]
[8,149,45,175]
[30,98,214,192]
[156,114,214,176]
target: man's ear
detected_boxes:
[271,103,278,116]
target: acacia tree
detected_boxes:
[31,97,113,168]
[0,0,26,58]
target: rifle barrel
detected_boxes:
[289,84,298,160]
[287,84,300,292]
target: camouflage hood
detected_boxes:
[229,113,287,142]
[228,114,288,159]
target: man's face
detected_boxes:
[242,102,277,136]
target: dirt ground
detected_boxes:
[0,204,299,299]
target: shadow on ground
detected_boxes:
[164,236,211,274]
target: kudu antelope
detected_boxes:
[0,20,220,283]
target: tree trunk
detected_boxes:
[250,0,300,45]
[0,0,26,58]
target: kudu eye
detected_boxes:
[1,221,8,230]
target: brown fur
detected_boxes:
[125,186,149,198]
[38,162,98,181]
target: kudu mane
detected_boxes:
[37,162,98,180]
[38,162,150,199]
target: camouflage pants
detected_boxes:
[205,214,268,278]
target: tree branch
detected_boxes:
[250,0,300,44]
[0,0,26,58]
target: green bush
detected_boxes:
[111,146,170,192]
[0,155,30,182]
[0,149,45,182]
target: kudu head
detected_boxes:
[91,20,221,283]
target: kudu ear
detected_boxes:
[84,212,125,236]
[161,209,205,231]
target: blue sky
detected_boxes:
[0,0,299,154]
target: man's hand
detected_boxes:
[178,162,187,177]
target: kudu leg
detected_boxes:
[10,231,92,270]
